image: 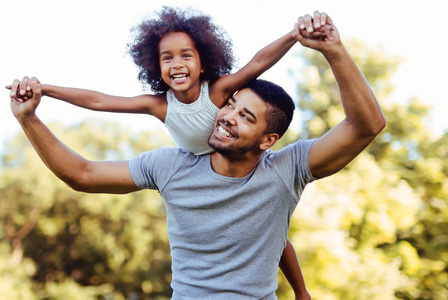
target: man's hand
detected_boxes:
[8,76,42,120]
[5,76,36,102]
[292,11,341,53]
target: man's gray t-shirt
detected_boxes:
[129,139,316,299]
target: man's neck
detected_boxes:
[209,151,263,178]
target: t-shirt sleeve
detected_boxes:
[128,147,182,191]
[269,139,318,199]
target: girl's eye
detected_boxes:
[228,103,233,109]
[183,53,192,58]
[162,56,172,61]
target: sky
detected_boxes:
[1,0,448,151]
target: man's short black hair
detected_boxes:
[243,79,295,138]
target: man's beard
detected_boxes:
[208,139,235,156]
[208,135,261,158]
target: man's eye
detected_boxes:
[242,114,251,122]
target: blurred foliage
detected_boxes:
[0,121,174,299]
[1,40,447,299]
[275,39,447,299]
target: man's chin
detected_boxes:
[208,140,233,155]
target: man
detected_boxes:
[8,11,385,300]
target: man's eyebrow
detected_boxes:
[230,96,257,121]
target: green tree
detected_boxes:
[275,40,447,299]
[0,120,175,299]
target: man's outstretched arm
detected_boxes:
[9,77,140,194]
[293,12,386,179]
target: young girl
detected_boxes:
[10,6,310,299]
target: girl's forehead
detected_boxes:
[159,31,196,48]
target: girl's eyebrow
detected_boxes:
[230,96,257,122]
[160,47,195,55]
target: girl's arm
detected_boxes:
[279,239,311,300]
[41,84,167,121]
[209,30,297,107]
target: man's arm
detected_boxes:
[294,12,386,179]
[279,239,311,300]
[9,77,141,194]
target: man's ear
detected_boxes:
[259,133,279,151]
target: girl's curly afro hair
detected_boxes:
[127,6,235,93]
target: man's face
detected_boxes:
[208,88,270,157]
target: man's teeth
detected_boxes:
[218,126,234,138]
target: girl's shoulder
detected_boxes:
[136,93,167,122]
[207,79,229,109]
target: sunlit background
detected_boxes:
[1,1,448,299]
[1,0,447,144]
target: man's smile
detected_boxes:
[218,125,235,138]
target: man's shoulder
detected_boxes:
[135,147,208,164]
[138,147,193,158]
[264,139,316,158]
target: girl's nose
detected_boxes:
[172,62,183,69]
[171,57,184,69]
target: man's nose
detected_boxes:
[222,110,237,126]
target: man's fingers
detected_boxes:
[320,12,328,27]
[309,31,327,39]
[30,80,42,96]
[8,78,36,102]
[313,11,322,29]
[300,11,331,34]
[19,76,30,97]
[9,79,21,101]
[30,76,40,84]
[304,14,313,33]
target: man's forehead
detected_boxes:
[232,89,267,118]
[233,88,262,104]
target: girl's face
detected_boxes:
[158,31,204,102]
